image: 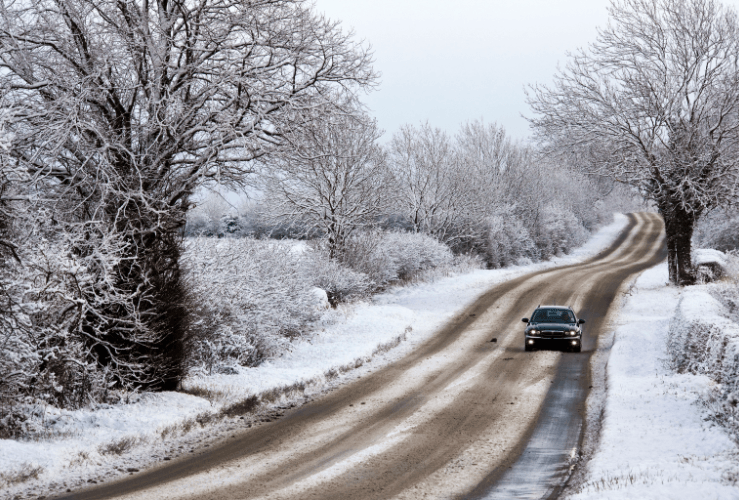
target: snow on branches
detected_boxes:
[260,113,388,259]
[528,0,739,284]
[0,0,377,400]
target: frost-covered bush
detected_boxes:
[483,208,539,268]
[334,231,395,286]
[330,230,454,287]
[449,203,592,268]
[183,238,321,371]
[694,208,739,252]
[0,232,138,437]
[667,300,734,379]
[667,283,739,443]
[183,230,457,374]
[380,232,454,280]
[305,253,373,306]
[532,205,589,260]
[692,249,730,284]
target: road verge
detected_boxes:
[562,261,739,499]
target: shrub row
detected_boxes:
[183,231,462,373]
[667,277,739,442]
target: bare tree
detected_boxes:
[0,0,376,388]
[262,112,387,258]
[455,120,542,219]
[456,120,517,198]
[528,0,739,285]
[388,123,482,244]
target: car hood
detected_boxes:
[529,323,576,331]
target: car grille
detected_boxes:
[541,330,564,337]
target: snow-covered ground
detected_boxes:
[566,262,739,499]
[0,214,630,498]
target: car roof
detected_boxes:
[536,305,573,310]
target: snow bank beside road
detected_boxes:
[0,213,630,499]
[566,263,739,499]
[669,287,739,383]
[693,248,731,282]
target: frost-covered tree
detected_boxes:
[528,0,739,285]
[0,105,22,356]
[0,0,376,388]
[455,120,521,206]
[389,123,482,244]
[262,113,387,258]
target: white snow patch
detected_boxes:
[693,248,729,269]
[309,287,331,310]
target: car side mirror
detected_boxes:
[578,319,586,324]
[522,318,529,323]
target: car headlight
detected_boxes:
[530,329,538,335]
[569,330,577,335]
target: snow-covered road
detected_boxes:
[41,212,666,500]
[2,214,635,500]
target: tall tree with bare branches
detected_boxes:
[0,0,376,388]
[388,123,483,245]
[528,0,739,285]
[262,112,387,259]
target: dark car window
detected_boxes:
[531,308,575,323]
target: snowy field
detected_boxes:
[566,263,739,499]
[0,215,631,498]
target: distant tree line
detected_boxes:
[188,118,641,268]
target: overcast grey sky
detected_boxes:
[313,0,738,141]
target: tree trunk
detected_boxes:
[660,201,697,286]
[133,226,189,391]
[83,198,190,391]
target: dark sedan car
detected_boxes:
[522,306,585,352]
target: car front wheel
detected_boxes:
[525,342,534,352]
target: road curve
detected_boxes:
[58,212,666,500]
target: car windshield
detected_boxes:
[531,308,575,323]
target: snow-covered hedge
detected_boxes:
[183,232,460,370]
[322,230,454,288]
[183,238,323,371]
[471,205,592,269]
[667,290,739,379]
[692,248,730,283]
[667,272,739,441]
[694,208,739,253]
